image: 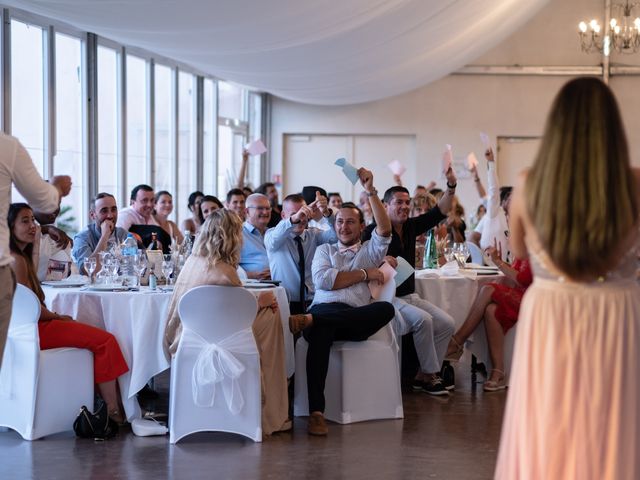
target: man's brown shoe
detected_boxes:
[308,412,328,436]
[289,314,313,335]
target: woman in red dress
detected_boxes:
[9,203,129,422]
[444,239,533,391]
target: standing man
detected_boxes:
[239,193,272,280]
[0,133,71,368]
[362,168,457,395]
[295,168,395,436]
[72,192,129,274]
[265,192,336,314]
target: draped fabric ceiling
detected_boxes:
[7,0,549,105]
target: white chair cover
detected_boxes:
[294,322,404,424]
[0,285,94,440]
[169,285,262,443]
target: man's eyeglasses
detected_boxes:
[247,206,272,212]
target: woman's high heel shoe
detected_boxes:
[445,336,464,362]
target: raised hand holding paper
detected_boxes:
[467,152,478,169]
[245,139,267,156]
[369,261,398,301]
[387,159,406,177]
[335,157,360,185]
[480,132,491,150]
[442,144,453,174]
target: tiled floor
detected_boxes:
[0,360,506,480]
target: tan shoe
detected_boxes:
[308,412,328,436]
[289,314,313,335]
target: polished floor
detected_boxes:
[0,358,506,480]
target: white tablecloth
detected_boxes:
[43,284,293,421]
[413,269,511,367]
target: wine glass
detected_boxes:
[443,246,455,263]
[162,255,174,286]
[453,243,469,267]
[84,257,97,284]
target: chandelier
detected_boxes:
[579,1,640,54]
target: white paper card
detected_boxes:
[467,152,478,169]
[394,256,415,287]
[387,159,406,176]
[335,158,359,185]
[245,139,267,156]
[369,261,398,300]
[442,144,453,174]
[480,132,491,149]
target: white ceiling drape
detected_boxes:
[6,0,549,105]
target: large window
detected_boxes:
[154,64,174,195]
[54,32,84,233]
[126,54,148,196]
[177,71,196,222]
[11,19,46,176]
[97,45,120,201]
[6,8,265,231]
[202,78,217,195]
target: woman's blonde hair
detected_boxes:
[526,77,638,278]
[191,209,243,268]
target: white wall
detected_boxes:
[269,0,640,216]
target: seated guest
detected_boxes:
[180,190,204,236]
[72,193,129,274]
[153,190,184,245]
[445,242,532,391]
[242,186,254,197]
[197,195,223,227]
[255,182,282,228]
[294,168,395,436]
[31,207,73,281]
[363,178,457,395]
[358,190,374,225]
[327,192,343,210]
[239,193,272,280]
[264,193,336,314]
[9,203,129,423]
[225,188,247,221]
[445,197,466,243]
[163,209,289,435]
[302,186,331,231]
[117,184,158,230]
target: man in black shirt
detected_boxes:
[363,172,457,395]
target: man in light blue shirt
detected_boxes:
[264,192,337,314]
[239,193,271,279]
[292,167,395,436]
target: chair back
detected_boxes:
[178,285,258,343]
[466,241,485,265]
[9,284,41,332]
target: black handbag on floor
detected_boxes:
[73,402,119,440]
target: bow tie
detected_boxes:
[338,242,362,254]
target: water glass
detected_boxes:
[84,257,97,283]
[162,255,174,285]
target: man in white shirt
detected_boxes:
[0,133,71,368]
[294,168,395,436]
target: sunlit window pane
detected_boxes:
[247,92,263,189]
[218,81,243,120]
[154,64,173,195]
[54,32,84,234]
[11,19,45,184]
[202,78,216,195]
[97,45,119,201]
[176,71,196,223]
[126,54,148,196]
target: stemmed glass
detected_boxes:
[84,256,97,284]
[443,246,455,263]
[162,255,174,286]
[453,243,470,267]
[132,252,147,287]
[106,258,120,284]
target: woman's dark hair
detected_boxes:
[155,190,172,203]
[8,203,44,302]
[187,190,205,209]
[198,195,224,224]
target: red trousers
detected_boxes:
[38,320,129,383]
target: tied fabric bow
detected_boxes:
[338,242,361,254]
[188,327,256,414]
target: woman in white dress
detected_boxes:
[495,77,640,479]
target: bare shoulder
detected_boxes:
[10,253,29,284]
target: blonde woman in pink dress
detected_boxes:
[495,77,640,479]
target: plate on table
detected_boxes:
[242,282,273,289]
[42,279,87,288]
[85,284,131,292]
[463,264,499,273]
